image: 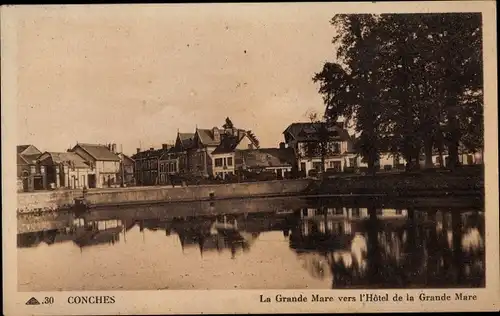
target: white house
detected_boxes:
[283,122,354,176]
[69,143,121,188]
[211,129,260,179]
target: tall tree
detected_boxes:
[314,13,483,172]
[314,14,384,175]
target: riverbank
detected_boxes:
[16,171,484,214]
[17,179,313,214]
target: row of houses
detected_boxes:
[131,123,291,185]
[18,118,483,191]
[17,143,134,192]
[133,119,484,186]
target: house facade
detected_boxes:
[132,145,172,186]
[17,145,44,192]
[69,143,121,188]
[173,132,195,174]
[37,152,96,189]
[188,127,222,177]
[211,130,260,179]
[283,122,354,176]
[159,148,179,185]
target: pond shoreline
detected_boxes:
[17,171,483,214]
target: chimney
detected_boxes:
[279,142,286,149]
[162,144,169,150]
[112,143,117,153]
[136,148,141,154]
[213,127,221,143]
[150,147,154,151]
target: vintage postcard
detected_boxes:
[2,1,499,315]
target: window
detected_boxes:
[215,158,223,167]
[312,162,322,170]
[227,157,233,166]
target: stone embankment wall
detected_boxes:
[17,179,313,214]
[314,172,484,196]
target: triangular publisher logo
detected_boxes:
[25,297,40,305]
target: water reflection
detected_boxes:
[17,197,485,289]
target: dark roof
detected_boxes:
[211,129,260,154]
[39,152,90,168]
[238,148,296,169]
[176,132,195,150]
[211,135,243,155]
[17,145,30,154]
[132,147,170,160]
[73,143,120,161]
[283,122,351,142]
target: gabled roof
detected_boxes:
[211,131,260,155]
[39,152,90,168]
[283,122,350,142]
[238,147,296,169]
[212,136,240,155]
[176,132,195,150]
[17,145,31,154]
[17,144,42,159]
[72,143,120,161]
[196,129,221,146]
[17,154,29,165]
[17,153,41,165]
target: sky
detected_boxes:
[15,4,340,155]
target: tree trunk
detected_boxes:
[321,144,326,174]
[424,136,434,169]
[413,145,421,170]
[447,131,460,170]
[367,149,377,176]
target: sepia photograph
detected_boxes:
[2,2,498,315]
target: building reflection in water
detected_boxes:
[17,198,485,288]
[288,206,485,288]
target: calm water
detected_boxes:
[17,197,485,291]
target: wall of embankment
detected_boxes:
[17,172,484,214]
[313,172,484,197]
[17,179,313,214]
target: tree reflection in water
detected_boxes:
[289,206,485,288]
[17,198,485,289]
